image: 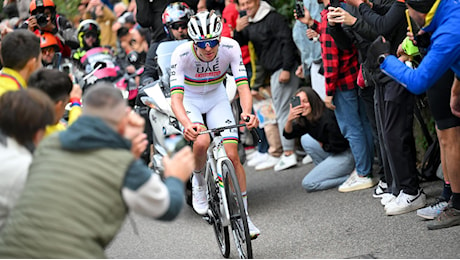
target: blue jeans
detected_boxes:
[333,88,374,177]
[301,134,355,192]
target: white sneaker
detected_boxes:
[247,152,268,167]
[380,193,396,206]
[416,199,449,220]
[245,148,257,160]
[385,189,426,216]
[192,181,208,215]
[302,154,313,165]
[274,153,297,172]
[338,170,377,192]
[246,215,260,239]
[373,180,388,198]
[255,155,280,171]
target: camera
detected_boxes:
[35,13,49,28]
[295,0,305,18]
[164,134,188,157]
[291,96,301,107]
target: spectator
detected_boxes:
[371,0,460,228]
[28,69,83,136]
[39,31,60,68]
[292,0,324,99]
[0,89,55,229]
[117,26,134,55]
[284,87,354,192]
[22,0,77,57]
[81,0,117,48]
[234,0,301,172]
[325,0,389,197]
[297,0,376,193]
[111,2,133,32]
[0,83,195,257]
[346,0,425,214]
[0,29,41,96]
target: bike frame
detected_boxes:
[205,133,233,227]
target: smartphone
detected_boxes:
[291,96,301,107]
[330,0,340,8]
[239,10,247,17]
[62,64,72,75]
[164,134,188,156]
[295,0,305,18]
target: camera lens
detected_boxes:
[35,13,48,28]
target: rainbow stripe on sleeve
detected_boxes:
[170,85,184,95]
[234,76,249,87]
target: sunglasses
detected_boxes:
[170,22,187,30]
[84,33,97,39]
[195,39,219,49]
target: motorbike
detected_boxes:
[74,47,144,106]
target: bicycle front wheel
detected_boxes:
[206,164,230,258]
[222,160,253,259]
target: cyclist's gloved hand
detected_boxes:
[241,113,259,129]
[367,36,391,70]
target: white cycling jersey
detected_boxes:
[169,37,248,144]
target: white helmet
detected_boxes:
[187,10,222,41]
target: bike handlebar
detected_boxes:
[197,116,261,143]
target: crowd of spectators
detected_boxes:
[0,0,459,257]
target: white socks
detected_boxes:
[192,167,206,186]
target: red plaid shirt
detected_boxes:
[312,7,359,96]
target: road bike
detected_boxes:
[199,123,255,259]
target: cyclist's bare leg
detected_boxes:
[193,134,211,184]
[224,142,246,193]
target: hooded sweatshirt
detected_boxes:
[0,116,184,258]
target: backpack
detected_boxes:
[414,96,441,181]
[419,136,441,181]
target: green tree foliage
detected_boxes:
[54,0,81,21]
[269,0,295,26]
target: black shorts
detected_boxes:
[426,69,460,130]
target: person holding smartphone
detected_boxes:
[283,87,355,192]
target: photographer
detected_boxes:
[283,87,355,192]
[21,0,78,58]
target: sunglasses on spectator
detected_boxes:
[170,22,187,30]
[195,39,219,49]
[84,33,97,39]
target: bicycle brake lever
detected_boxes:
[244,116,261,143]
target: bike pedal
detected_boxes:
[202,215,213,225]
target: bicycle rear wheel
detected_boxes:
[206,164,230,258]
[222,160,253,259]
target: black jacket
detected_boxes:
[283,109,349,154]
[233,11,299,73]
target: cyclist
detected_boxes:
[170,10,260,238]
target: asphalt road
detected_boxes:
[106,161,460,258]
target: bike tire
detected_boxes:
[222,160,253,259]
[206,164,230,258]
